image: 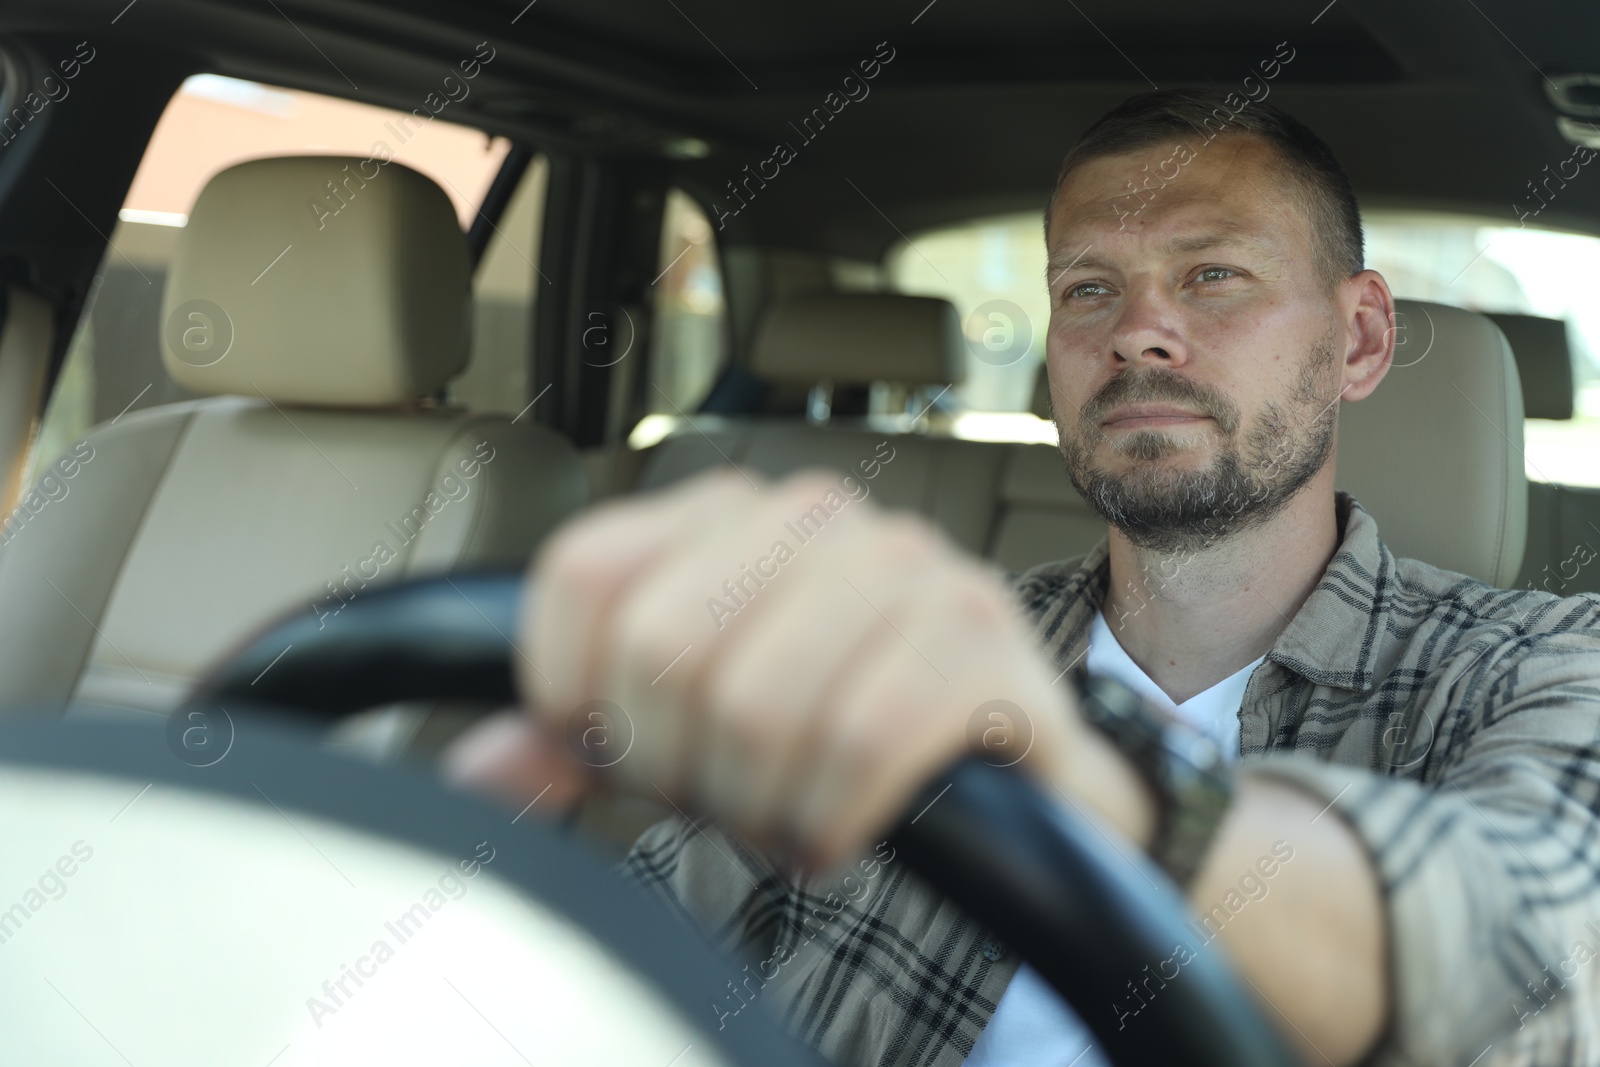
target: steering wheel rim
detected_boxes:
[187,571,1302,1067]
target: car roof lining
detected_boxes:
[5,0,1599,261]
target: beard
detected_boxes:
[1056,337,1339,555]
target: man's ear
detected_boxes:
[1338,270,1395,403]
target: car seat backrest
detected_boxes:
[0,156,585,716]
[1336,299,1526,586]
[1484,311,1573,421]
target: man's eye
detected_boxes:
[1194,266,1236,283]
[1065,281,1111,300]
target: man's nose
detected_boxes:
[1109,286,1189,367]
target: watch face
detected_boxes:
[1075,671,1235,891]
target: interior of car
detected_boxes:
[0,0,1596,1063]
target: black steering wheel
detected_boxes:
[183,572,1300,1067]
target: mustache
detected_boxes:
[1079,368,1240,435]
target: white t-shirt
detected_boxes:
[961,610,1263,1067]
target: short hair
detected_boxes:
[1045,88,1364,289]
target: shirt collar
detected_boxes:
[1028,492,1393,695]
[1267,493,1393,693]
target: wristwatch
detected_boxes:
[1070,668,1235,890]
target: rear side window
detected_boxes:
[122,74,507,226]
[451,157,549,416]
[649,189,726,415]
[886,213,1049,415]
[26,74,514,484]
[1363,212,1600,487]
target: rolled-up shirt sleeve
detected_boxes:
[1248,623,1600,1067]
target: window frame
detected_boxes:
[23,70,554,459]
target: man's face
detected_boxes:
[1044,134,1345,554]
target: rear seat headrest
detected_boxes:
[751,294,965,386]
[161,155,470,407]
[1485,312,1574,420]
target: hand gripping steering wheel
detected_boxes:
[181,571,1300,1067]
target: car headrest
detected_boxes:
[1337,299,1526,587]
[161,156,470,407]
[1485,312,1574,420]
[750,294,965,386]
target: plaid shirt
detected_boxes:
[621,493,1600,1067]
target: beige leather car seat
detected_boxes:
[1336,300,1525,584]
[0,156,585,718]
[1486,312,1573,422]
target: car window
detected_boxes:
[450,157,549,416]
[649,189,726,416]
[23,73,514,485]
[885,210,1600,484]
[886,214,1049,417]
[1361,211,1600,487]
[124,74,508,225]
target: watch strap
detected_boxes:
[1071,669,1235,889]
